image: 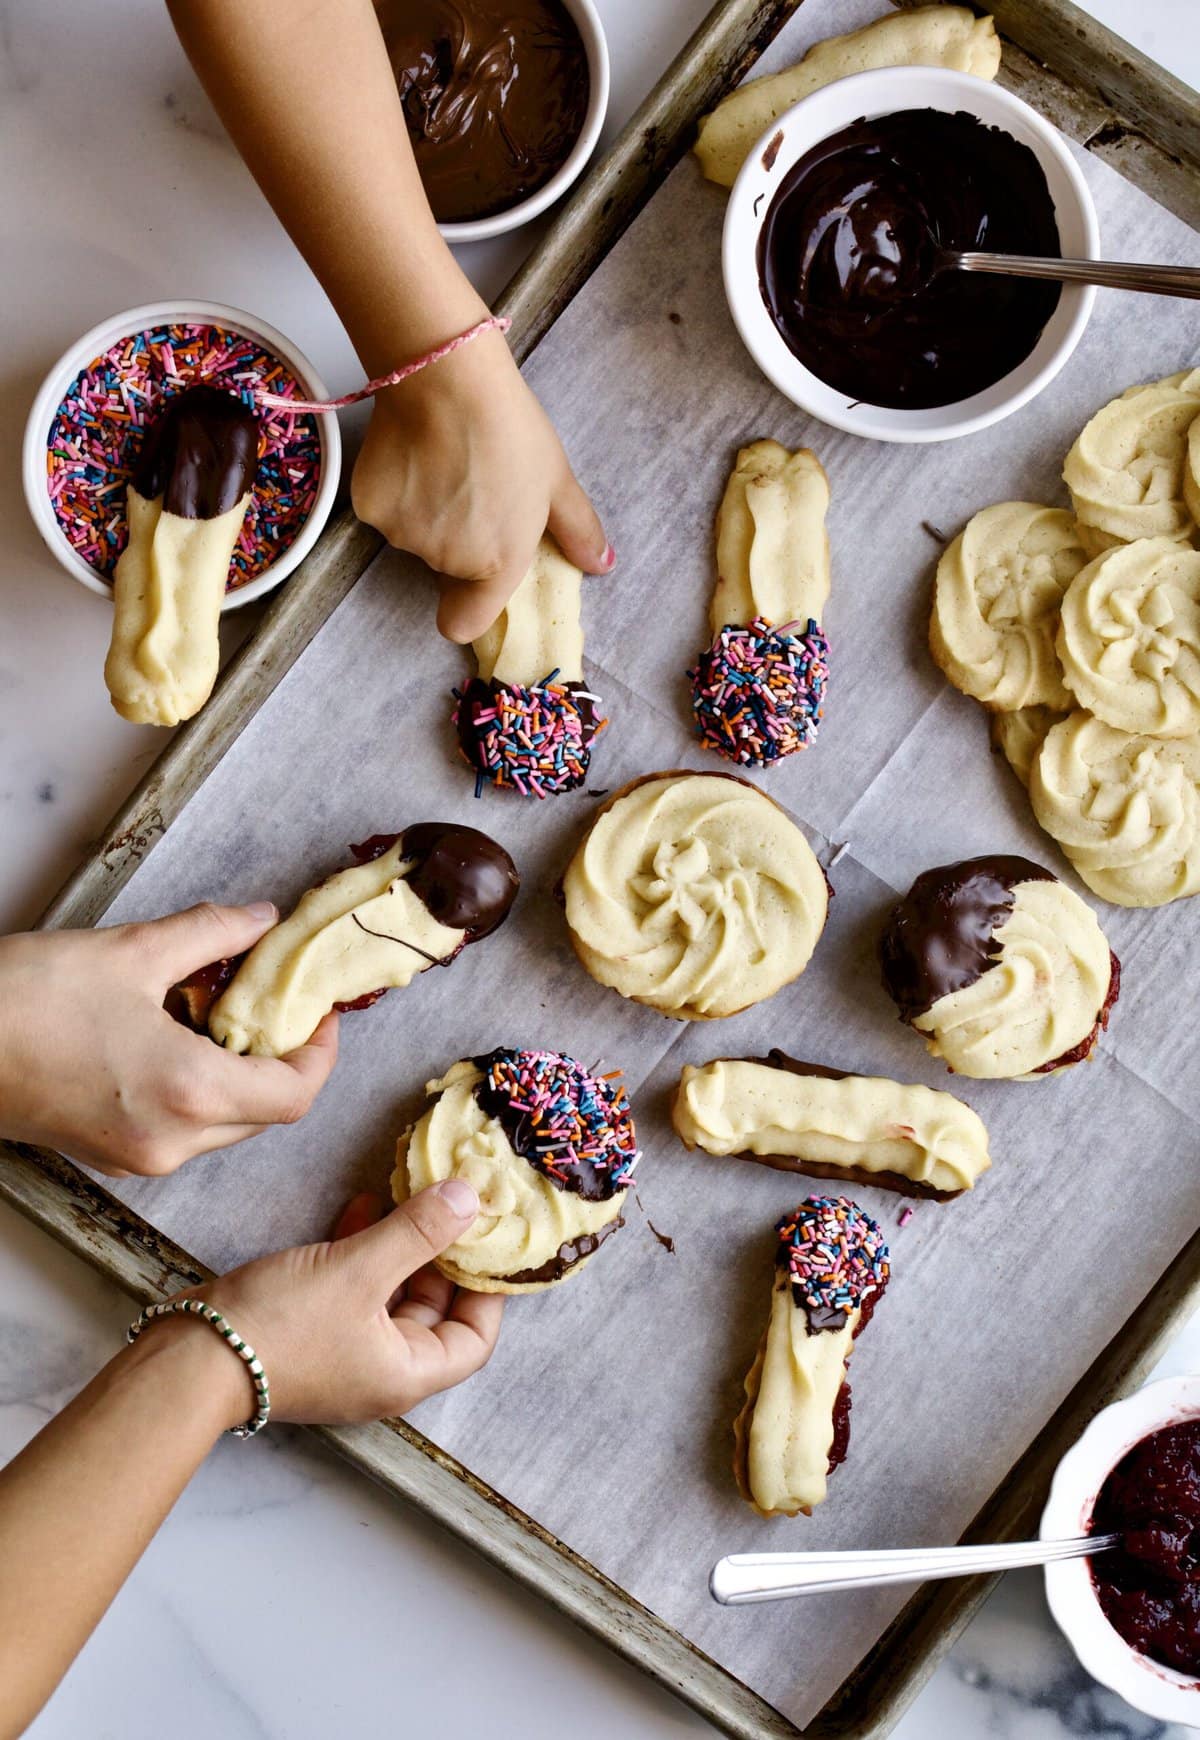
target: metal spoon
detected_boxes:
[710,1533,1120,1605]
[948,251,1200,300]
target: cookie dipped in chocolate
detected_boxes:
[133,384,259,519]
[376,0,589,223]
[400,822,519,936]
[757,109,1061,410]
[472,1047,639,1201]
[880,855,1055,1022]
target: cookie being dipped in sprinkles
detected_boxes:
[734,1196,889,1517]
[391,1047,640,1293]
[691,441,832,769]
[453,536,606,796]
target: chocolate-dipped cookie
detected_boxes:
[880,855,1118,1079]
[391,1049,639,1293]
[105,385,259,727]
[198,823,518,1057]
[674,1052,990,1197]
[734,1196,890,1517]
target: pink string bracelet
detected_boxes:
[254,314,513,413]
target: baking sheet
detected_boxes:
[96,2,1200,1725]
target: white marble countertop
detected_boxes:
[2,2,1199,1736]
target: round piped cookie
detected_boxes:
[880,855,1119,1079]
[562,770,829,1019]
[1063,371,1200,556]
[929,502,1085,711]
[391,1049,639,1294]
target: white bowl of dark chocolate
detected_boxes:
[377,0,610,244]
[722,67,1099,444]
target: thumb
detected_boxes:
[348,1180,480,1289]
[547,470,613,577]
[436,566,525,645]
[125,900,278,987]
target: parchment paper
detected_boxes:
[98,4,1200,1725]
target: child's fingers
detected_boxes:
[547,470,613,576]
[205,1012,339,1126]
[435,567,524,644]
[392,1261,456,1328]
[333,1191,386,1242]
[350,1181,480,1290]
[122,900,278,987]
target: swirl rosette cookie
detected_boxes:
[930,503,1084,710]
[201,824,518,1057]
[1063,371,1200,557]
[689,442,830,767]
[734,1197,890,1518]
[105,385,258,727]
[989,704,1069,789]
[1056,538,1200,738]
[562,770,829,1019]
[452,536,605,797]
[1030,712,1200,907]
[391,1049,639,1293]
[880,856,1119,1078]
[674,1053,990,1197]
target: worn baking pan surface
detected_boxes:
[6,2,1200,1737]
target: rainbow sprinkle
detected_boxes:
[45,322,322,588]
[688,615,828,766]
[475,1048,639,1201]
[777,1196,889,1322]
[452,673,606,797]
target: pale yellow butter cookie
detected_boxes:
[562,770,829,1019]
[1064,372,1200,556]
[930,503,1083,710]
[989,705,1069,789]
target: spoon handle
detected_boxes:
[709,1534,1120,1605]
[953,251,1200,300]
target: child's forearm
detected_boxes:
[0,1324,244,1739]
[167,0,487,371]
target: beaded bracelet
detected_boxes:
[126,1299,271,1438]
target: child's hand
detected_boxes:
[0,904,337,1177]
[197,1182,502,1425]
[351,331,614,644]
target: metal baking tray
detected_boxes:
[4,4,1199,1734]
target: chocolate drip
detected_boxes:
[376,0,589,224]
[503,1216,623,1284]
[879,855,1055,1023]
[757,109,1061,411]
[400,821,519,938]
[133,384,259,519]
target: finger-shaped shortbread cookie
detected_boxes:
[209,824,519,1056]
[1064,372,1200,556]
[1030,711,1200,907]
[674,1054,990,1196]
[930,503,1084,710]
[689,442,830,765]
[105,386,258,727]
[452,536,604,796]
[694,6,1000,188]
[562,771,829,1019]
[1057,538,1200,738]
[391,1049,638,1293]
[733,1197,889,1518]
[989,705,1069,789]
[880,857,1118,1079]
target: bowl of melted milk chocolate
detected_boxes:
[376,0,609,241]
[722,67,1099,443]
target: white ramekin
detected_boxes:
[22,299,342,611]
[722,67,1099,444]
[1041,1374,1200,1724]
[437,0,610,244]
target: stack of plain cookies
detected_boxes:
[930,368,1200,907]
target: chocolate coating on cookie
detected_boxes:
[472,1047,638,1202]
[133,384,259,520]
[401,822,519,937]
[504,1218,624,1285]
[880,855,1055,1022]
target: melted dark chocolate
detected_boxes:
[133,384,259,519]
[400,821,519,937]
[775,1237,888,1335]
[503,1216,623,1284]
[879,855,1055,1023]
[757,109,1061,410]
[1090,1419,1200,1675]
[471,1047,632,1202]
[376,0,589,223]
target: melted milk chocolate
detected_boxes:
[377,0,589,223]
[757,109,1061,410]
[133,384,259,519]
[879,855,1055,1023]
